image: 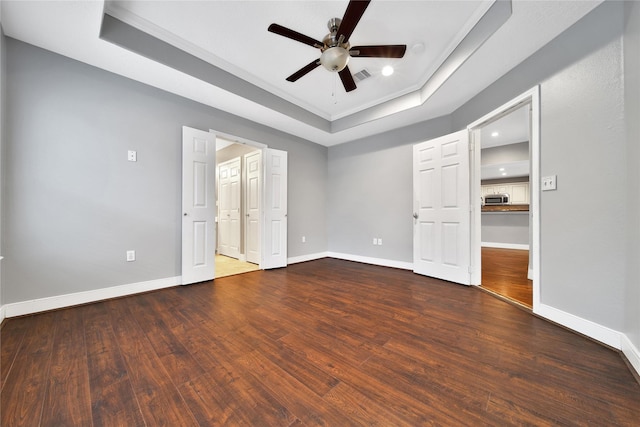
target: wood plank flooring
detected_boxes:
[481,247,533,308]
[2,258,639,426]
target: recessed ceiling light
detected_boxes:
[491,131,500,137]
[381,65,394,76]
[499,167,505,171]
[501,172,507,176]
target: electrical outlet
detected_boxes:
[542,175,557,191]
[373,238,377,245]
[378,238,383,246]
[127,150,137,162]
[301,236,306,243]
[126,250,136,262]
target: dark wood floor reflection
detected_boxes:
[2,258,638,425]
[481,247,533,308]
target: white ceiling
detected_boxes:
[481,103,530,149]
[0,0,602,147]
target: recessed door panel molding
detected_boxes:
[244,150,262,265]
[217,157,241,259]
[182,126,216,285]
[192,221,207,266]
[413,129,471,285]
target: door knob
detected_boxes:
[183,212,188,216]
[413,212,418,219]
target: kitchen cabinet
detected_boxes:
[481,182,530,204]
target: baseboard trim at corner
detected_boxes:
[4,276,181,318]
[621,334,640,377]
[535,303,621,349]
[0,304,6,325]
[327,252,413,271]
[482,242,530,250]
[287,252,329,265]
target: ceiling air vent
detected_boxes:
[353,68,372,83]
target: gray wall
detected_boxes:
[0,27,5,309]
[481,213,529,246]
[327,116,451,262]
[481,141,529,166]
[624,0,640,357]
[452,1,627,331]
[3,38,327,304]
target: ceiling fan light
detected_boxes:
[320,46,350,72]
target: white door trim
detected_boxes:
[467,86,541,310]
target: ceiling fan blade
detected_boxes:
[350,45,407,58]
[286,59,321,82]
[337,0,371,43]
[268,23,323,48]
[338,66,357,92]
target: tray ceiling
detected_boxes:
[0,1,603,146]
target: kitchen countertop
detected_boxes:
[482,204,529,212]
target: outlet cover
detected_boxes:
[127,150,137,162]
[542,175,557,191]
[126,250,136,262]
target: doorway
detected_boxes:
[468,87,541,310]
[215,137,261,278]
[477,104,532,308]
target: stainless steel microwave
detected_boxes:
[484,193,510,205]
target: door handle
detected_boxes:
[413,212,418,219]
[183,212,188,216]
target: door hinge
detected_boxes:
[469,140,475,152]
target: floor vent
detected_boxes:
[353,68,372,82]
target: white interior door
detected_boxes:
[182,126,216,284]
[413,129,471,285]
[263,148,287,269]
[244,151,262,265]
[217,157,241,259]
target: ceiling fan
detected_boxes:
[268,0,406,92]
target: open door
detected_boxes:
[413,129,471,285]
[182,126,216,284]
[262,148,287,269]
[217,157,241,259]
[244,150,262,265]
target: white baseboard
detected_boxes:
[535,303,622,349]
[621,333,640,377]
[482,242,529,250]
[0,304,5,324]
[287,252,328,265]
[527,268,533,280]
[327,252,413,271]
[3,276,181,318]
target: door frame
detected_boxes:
[208,130,287,271]
[467,86,541,309]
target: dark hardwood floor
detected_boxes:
[481,247,533,308]
[2,258,639,426]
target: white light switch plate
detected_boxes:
[126,250,136,262]
[542,175,557,191]
[128,150,137,162]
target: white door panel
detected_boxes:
[182,126,216,284]
[413,130,471,285]
[245,151,262,265]
[217,157,241,259]
[263,149,287,269]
